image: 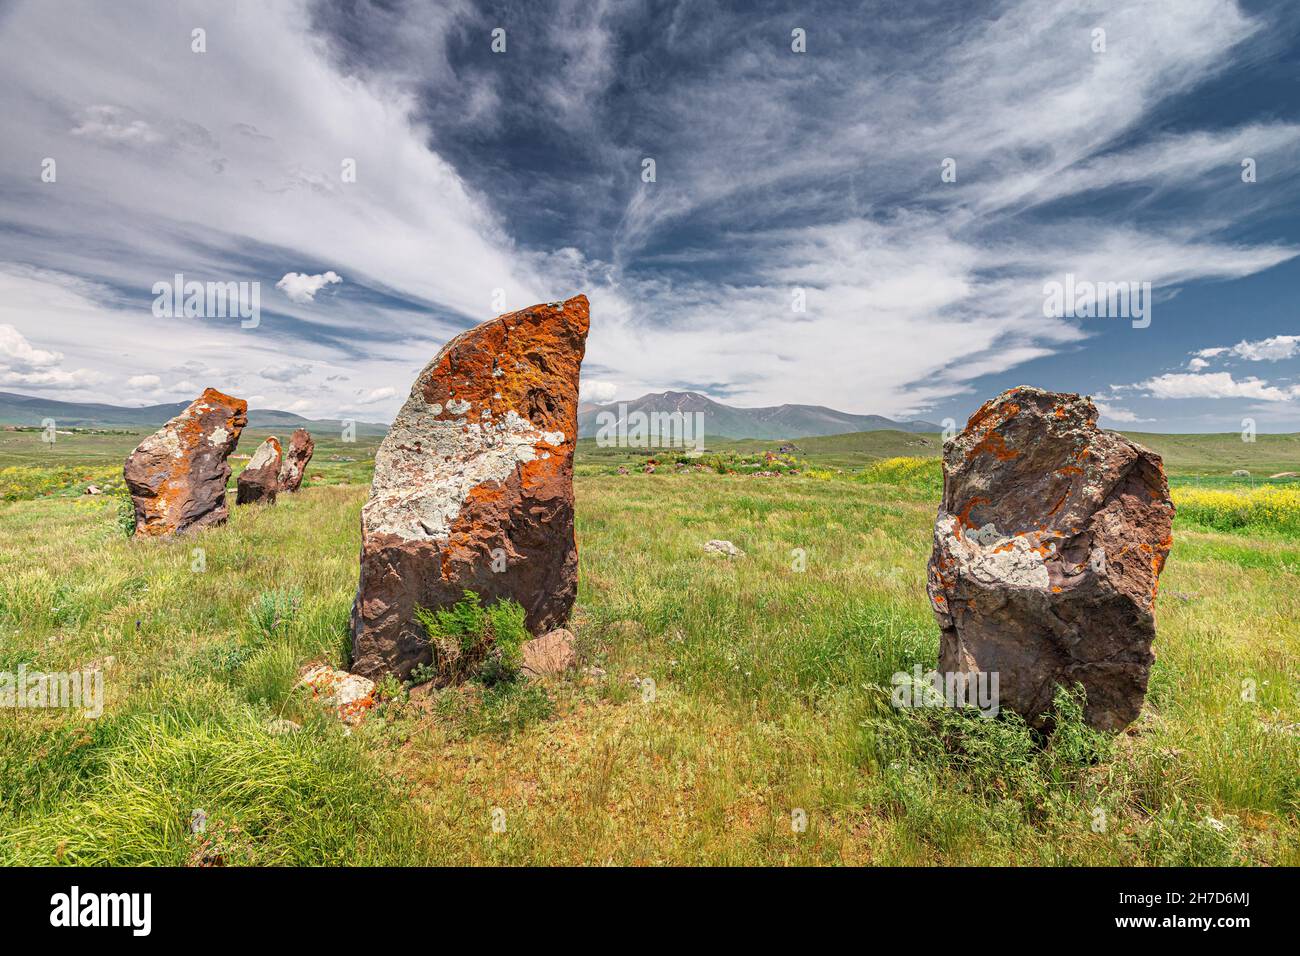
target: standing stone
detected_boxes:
[278,428,315,492]
[351,296,590,679]
[926,386,1174,731]
[237,436,282,505]
[123,388,247,538]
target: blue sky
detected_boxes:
[0,0,1297,431]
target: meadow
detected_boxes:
[0,425,1296,865]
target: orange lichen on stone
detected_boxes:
[1047,489,1070,516]
[124,387,247,538]
[966,428,1018,463]
[954,496,990,538]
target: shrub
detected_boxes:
[247,587,303,641]
[414,591,530,686]
[116,497,137,537]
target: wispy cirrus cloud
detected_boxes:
[0,0,1296,431]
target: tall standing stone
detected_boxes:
[351,296,590,679]
[237,436,282,505]
[123,388,247,538]
[278,428,314,493]
[926,386,1174,731]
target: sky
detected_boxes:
[0,0,1297,432]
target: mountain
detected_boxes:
[577,391,939,440]
[0,390,389,436]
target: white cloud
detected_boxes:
[355,386,396,406]
[0,322,104,390]
[1187,357,1210,371]
[276,271,342,304]
[1138,372,1300,402]
[125,374,161,389]
[1094,400,1145,424]
[260,362,314,382]
[0,324,62,370]
[1196,334,1300,363]
[70,105,165,146]
[581,380,619,404]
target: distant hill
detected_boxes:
[577,390,939,440]
[0,390,389,436]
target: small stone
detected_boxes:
[703,539,745,558]
[521,628,577,678]
[297,664,375,725]
[266,718,301,735]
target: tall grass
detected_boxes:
[0,467,1295,865]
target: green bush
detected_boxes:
[115,497,137,537]
[247,587,303,641]
[414,590,530,686]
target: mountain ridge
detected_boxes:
[0,390,389,435]
[577,390,939,439]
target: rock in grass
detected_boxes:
[351,296,590,679]
[278,428,314,492]
[521,628,577,678]
[703,539,745,558]
[926,386,1174,732]
[236,436,282,505]
[123,388,248,538]
[298,664,375,725]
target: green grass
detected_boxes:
[0,429,1296,865]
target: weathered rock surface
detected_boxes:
[123,388,247,538]
[926,386,1174,731]
[297,664,375,725]
[278,428,314,492]
[521,628,577,678]
[351,296,590,679]
[703,539,745,558]
[236,436,282,505]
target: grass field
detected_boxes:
[0,426,1296,865]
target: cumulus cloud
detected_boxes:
[581,380,619,404]
[1138,372,1300,402]
[0,324,62,370]
[0,323,104,390]
[276,271,342,304]
[1195,334,1300,363]
[1093,400,1147,424]
[125,374,161,390]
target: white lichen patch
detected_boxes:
[209,427,229,448]
[363,400,566,542]
[446,398,471,415]
[138,426,184,459]
[247,439,278,470]
[936,515,1051,590]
